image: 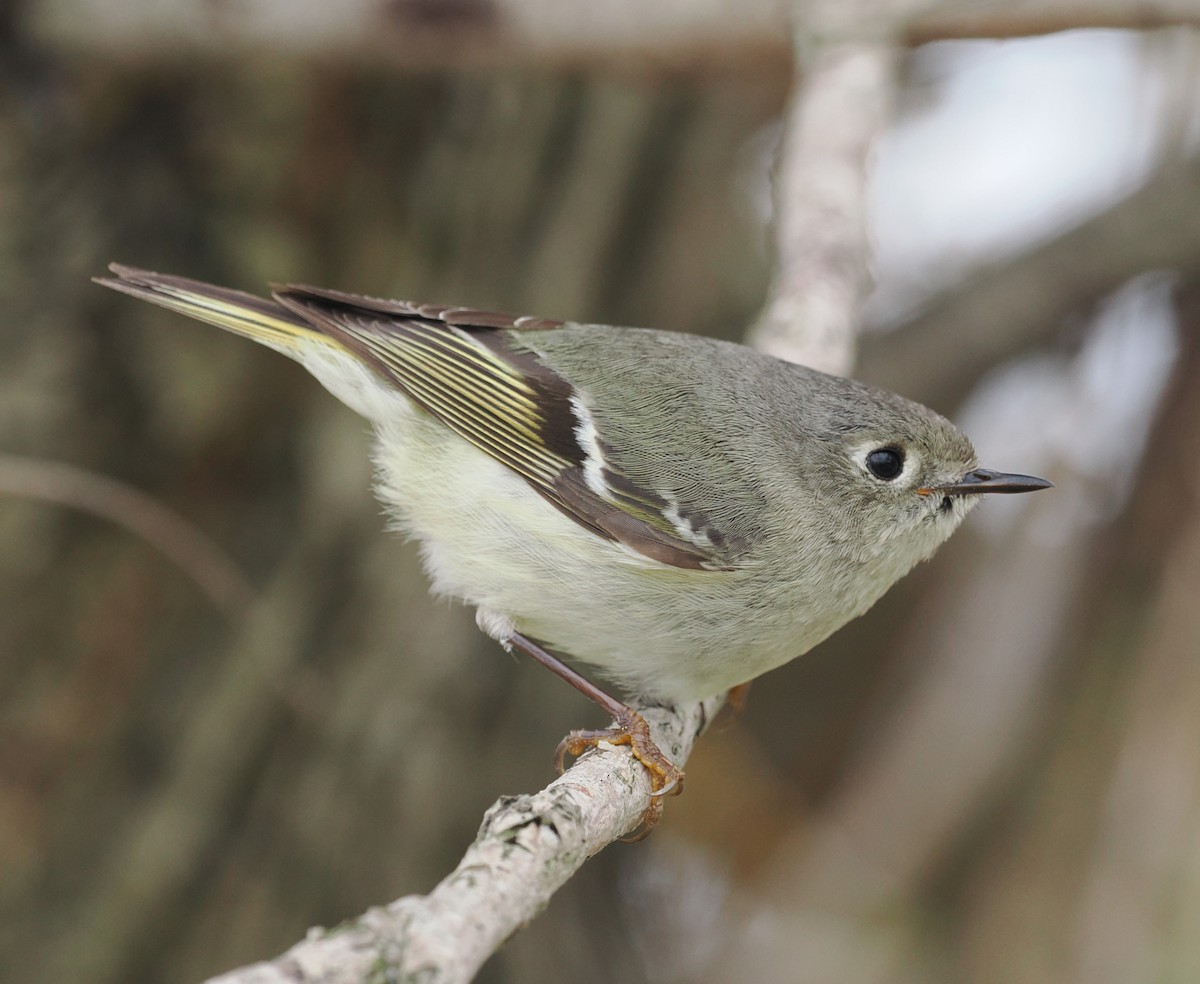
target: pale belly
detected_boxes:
[370,413,873,702]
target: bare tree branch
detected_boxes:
[205,699,722,984]
[28,0,1200,68]
[747,4,908,373]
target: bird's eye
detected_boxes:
[866,447,905,481]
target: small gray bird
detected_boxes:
[96,264,1051,826]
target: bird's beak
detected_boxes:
[920,468,1054,496]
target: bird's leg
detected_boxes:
[726,681,752,715]
[504,631,684,836]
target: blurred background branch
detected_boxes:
[860,151,1200,408]
[23,0,1200,65]
[0,454,254,619]
[748,0,912,374]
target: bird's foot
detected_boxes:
[555,707,685,840]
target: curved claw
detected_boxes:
[620,799,665,842]
[650,775,682,798]
[553,710,686,836]
[554,735,573,775]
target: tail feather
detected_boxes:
[94,264,331,355]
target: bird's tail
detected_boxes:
[94,263,331,356]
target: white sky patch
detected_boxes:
[738,32,1185,324]
[854,32,1182,539]
[960,274,1180,541]
[866,32,1169,324]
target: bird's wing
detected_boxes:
[271,285,723,570]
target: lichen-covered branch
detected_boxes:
[205,699,722,984]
